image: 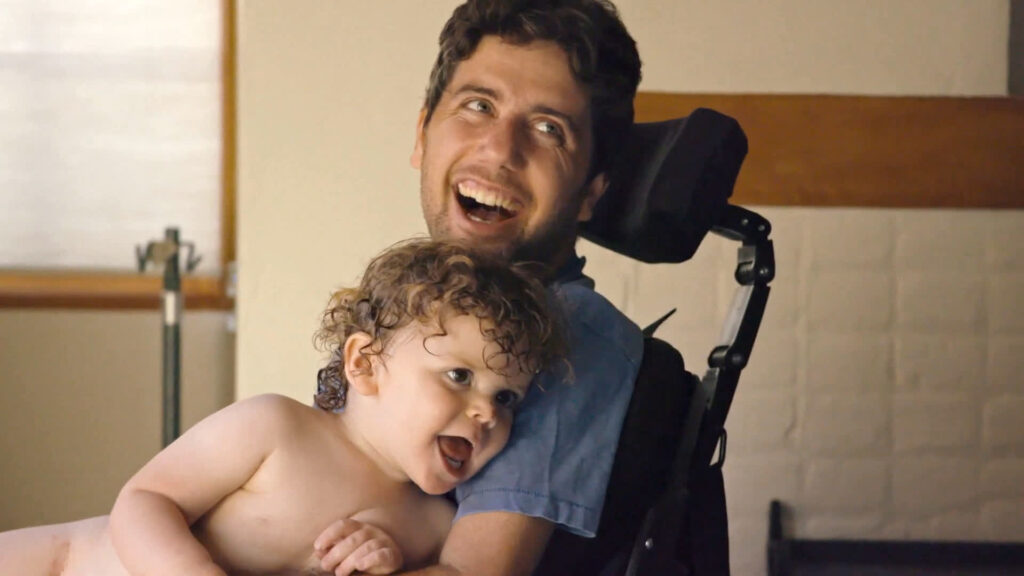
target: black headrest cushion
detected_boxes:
[580,108,748,263]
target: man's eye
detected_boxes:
[494,389,521,410]
[466,99,492,114]
[535,120,564,140]
[445,368,472,385]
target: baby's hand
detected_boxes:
[313,518,404,575]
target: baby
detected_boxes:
[0,239,566,576]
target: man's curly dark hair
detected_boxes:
[422,0,641,180]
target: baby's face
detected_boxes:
[372,314,532,495]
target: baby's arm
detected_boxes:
[109,394,288,576]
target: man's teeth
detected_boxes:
[457,183,518,212]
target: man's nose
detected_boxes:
[479,117,526,169]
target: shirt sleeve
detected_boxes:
[453,283,644,537]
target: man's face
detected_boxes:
[411,36,607,268]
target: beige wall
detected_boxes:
[0,310,234,530]
[232,1,1020,575]
[236,0,1010,393]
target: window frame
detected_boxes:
[0,0,237,311]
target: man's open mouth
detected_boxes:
[437,435,473,474]
[456,182,520,223]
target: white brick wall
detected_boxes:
[579,206,1024,575]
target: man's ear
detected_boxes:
[577,172,608,223]
[410,108,427,169]
[344,332,378,396]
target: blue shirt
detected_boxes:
[454,253,644,537]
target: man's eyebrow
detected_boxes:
[450,83,500,100]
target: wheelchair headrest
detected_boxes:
[581,108,748,264]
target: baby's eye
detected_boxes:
[493,389,521,410]
[445,368,473,386]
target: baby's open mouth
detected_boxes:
[438,435,473,472]
[456,183,520,223]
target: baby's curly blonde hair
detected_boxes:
[313,239,568,411]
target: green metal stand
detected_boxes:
[137,227,200,447]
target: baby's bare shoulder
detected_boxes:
[229,393,314,429]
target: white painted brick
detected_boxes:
[724,454,800,515]
[989,337,1024,394]
[802,458,888,511]
[800,395,889,456]
[578,240,636,313]
[896,273,985,332]
[806,334,891,394]
[895,334,987,392]
[894,210,988,273]
[755,206,805,252]
[805,208,894,270]
[982,396,1024,449]
[633,261,718,330]
[892,394,978,453]
[727,392,796,455]
[808,271,893,331]
[739,330,798,392]
[891,457,978,514]
[801,512,886,539]
[980,459,1024,499]
[989,274,1024,334]
[981,500,1024,540]
[727,517,768,576]
[879,520,913,539]
[905,509,981,540]
[988,211,1024,271]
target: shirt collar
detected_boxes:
[552,251,594,289]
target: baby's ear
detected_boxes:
[344,332,378,396]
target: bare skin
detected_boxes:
[0,398,453,576]
[406,37,608,576]
[0,316,530,576]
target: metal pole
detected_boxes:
[161,227,182,446]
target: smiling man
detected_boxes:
[405,1,644,575]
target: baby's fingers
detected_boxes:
[314,519,364,557]
[319,527,375,573]
[336,538,403,576]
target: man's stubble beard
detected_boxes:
[419,180,582,271]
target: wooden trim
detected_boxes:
[0,0,236,311]
[0,273,230,310]
[221,0,237,269]
[635,92,1024,208]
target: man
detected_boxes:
[405,1,643,574]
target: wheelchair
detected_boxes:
[534,108,775,576]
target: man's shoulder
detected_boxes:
[552,280,643,360]
[552,278,638,338]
